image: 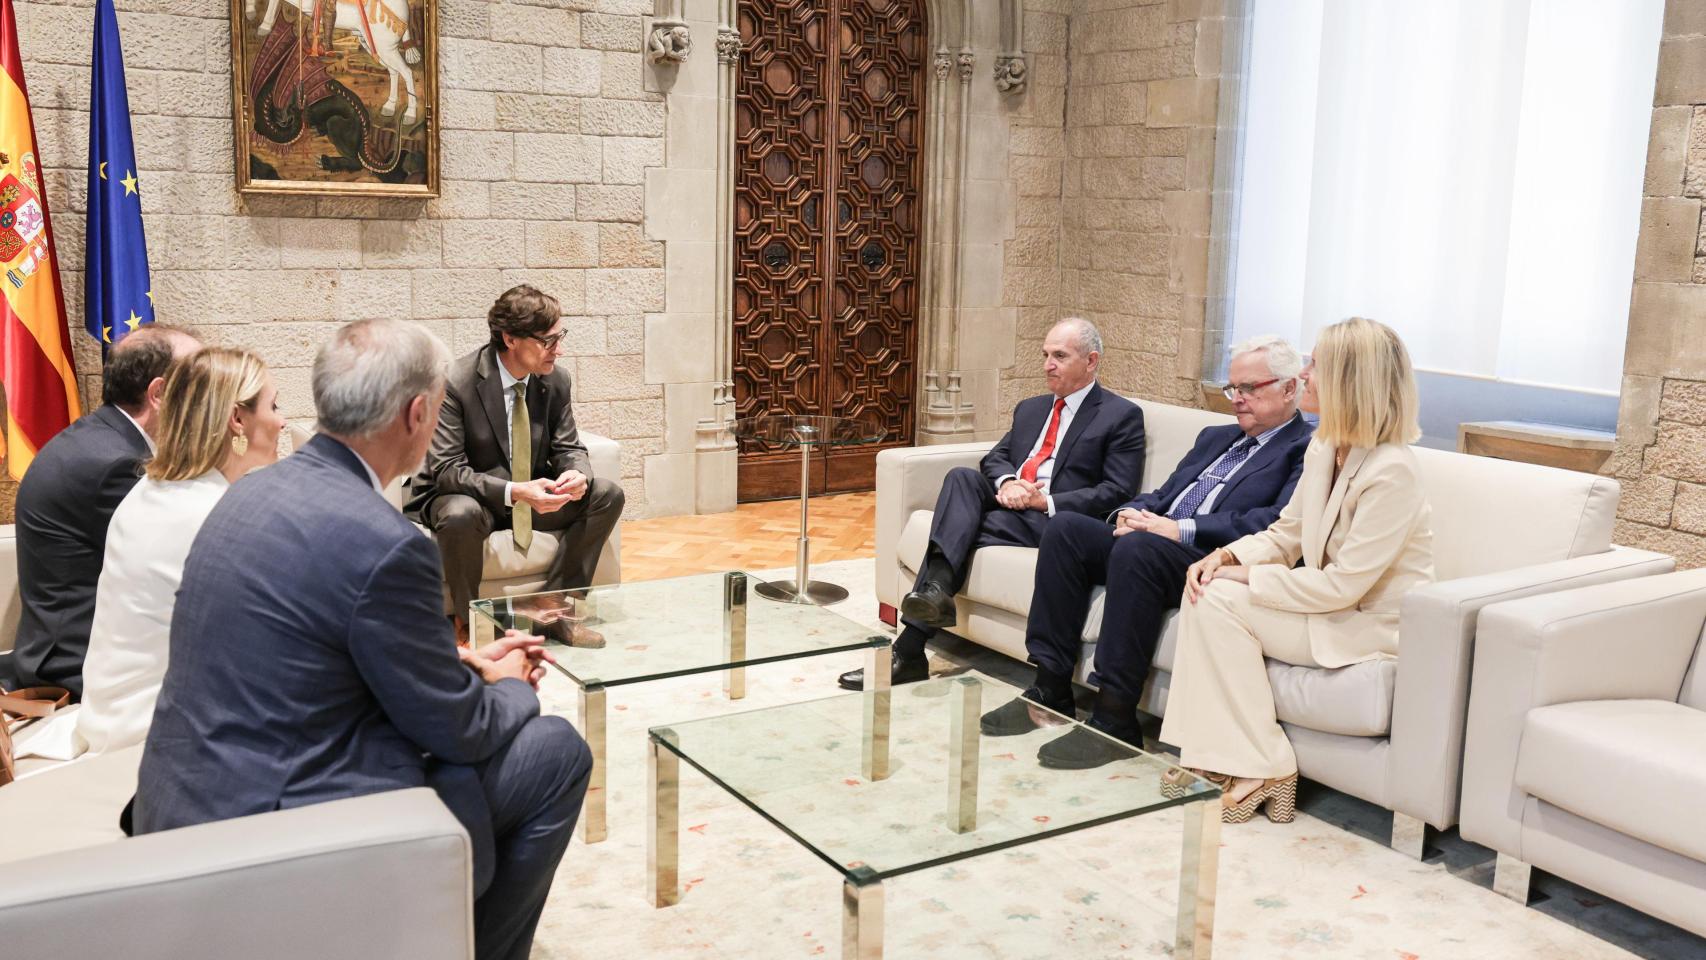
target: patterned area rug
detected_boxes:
[527,560,1645,960]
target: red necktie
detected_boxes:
[1020,397,1067,483]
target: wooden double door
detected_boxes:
[733,0,926,501]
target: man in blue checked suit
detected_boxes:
[981,336,1315,769]
[136,320,589,960]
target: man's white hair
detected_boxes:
[1055,316,1103,357]
[1229,334,1303,380]
[313,319,449,438]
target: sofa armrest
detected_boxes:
[0,523,16,656]
[1386,545,1674,829]
[0,788,474,960]
[1459,569,1706,855]
[874,442,994,606]
[583,432,620,481]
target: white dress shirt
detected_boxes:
[74,469,230,756]
[116,405,154,454]
[998,380,1096,517]
[498,361,531,508]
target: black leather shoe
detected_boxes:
[837,649,930,691]
[1037,719,1143,770]
[980,686,1076,736]
[899,582,957,628]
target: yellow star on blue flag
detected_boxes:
[85,0,153,347]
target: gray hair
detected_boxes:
[1054,317,1103,357]
[1229,334,1303,380]
[312,319,449,438]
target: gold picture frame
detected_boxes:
[229,0,439,197]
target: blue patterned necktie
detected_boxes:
[1168,436,1256,520]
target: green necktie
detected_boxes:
[511,381,532,552]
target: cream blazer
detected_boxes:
[1222,438,1434,668]
[75,469,230,755]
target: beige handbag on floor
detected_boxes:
[0,686,71,787]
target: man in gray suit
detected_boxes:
[8,324,200,696]
[136,319,590,960]
[407,284,624,642]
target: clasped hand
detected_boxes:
[1112,508,1180,542]
[513,469,590,514]
[997,478,1049,511]
[459,629,556,688]
[1182,548,1250,604]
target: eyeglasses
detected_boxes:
[527,331,567,351]
[1221,377,1281,401]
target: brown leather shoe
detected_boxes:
[568,623,606,649]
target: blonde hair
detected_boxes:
[1312,317,1420,447]
[146,347,269,482]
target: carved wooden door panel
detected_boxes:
[733,0,925,501]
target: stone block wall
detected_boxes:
[1,0,665,517]
[1002,0,1224,407]
[1611,0,1706,567]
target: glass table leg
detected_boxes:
[861,644,891,781]
[578,683,608,843]
[648,733,680,908]
[723,572,748,700]
[1176,798,1221,958]
[948,677,980,834]
[841,873,884,959]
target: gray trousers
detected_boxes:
[424,478,625,614]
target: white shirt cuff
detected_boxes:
[1177,517,1196,545]
[1045,494,1057,517]
[505,482,515,508]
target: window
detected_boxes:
[1226,0,1663,401]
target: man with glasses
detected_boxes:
[979,335,1314,769]
[407,284,623,645]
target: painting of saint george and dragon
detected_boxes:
[229,0,439,196]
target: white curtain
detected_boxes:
[1229,0,1663,395]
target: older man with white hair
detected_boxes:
[981,335,1315,770]
[135,319,590,960]
[838,317,1147,691]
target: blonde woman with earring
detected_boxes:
[73,347,283,756]
[1160,317,1434,823]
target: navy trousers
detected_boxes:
[900,467,1049,653]
[429,714,592,960]
[1025,512,1207,704]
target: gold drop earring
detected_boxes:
[233,432,249,456]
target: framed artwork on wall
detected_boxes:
[229,0,439,197]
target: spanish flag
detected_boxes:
[0,0,78,480]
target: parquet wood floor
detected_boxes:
[619,492,877,582]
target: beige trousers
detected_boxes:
[1158,580,1320,780]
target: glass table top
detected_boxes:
[469,572,888,688]
[729,415,887,447]
[650,674,1220,884]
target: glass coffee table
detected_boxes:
[470,571,892,843]
[646,675,1224,958]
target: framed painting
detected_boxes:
[229,0,439,197]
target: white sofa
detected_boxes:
[876,398,1673,852]
[1460,569,1706,938]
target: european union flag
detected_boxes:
[85,0,151,347]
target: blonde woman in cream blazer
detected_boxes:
[73,348,283,756]
[1159,317,1434,824]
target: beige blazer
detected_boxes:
[1223,437,1434,668]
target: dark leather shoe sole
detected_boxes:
[1037,725,1141,770]
[899,591,957,628]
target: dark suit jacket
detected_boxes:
[405,344,592,518]
[1118,412,1314,550]
[979,382,1146,520]
[10,404,150,696]
[135,435,538,836]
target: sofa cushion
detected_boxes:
[1516,699,1706,864]
[413,523,560,581]
[0,746,140,864]
[1266,659,1397,737]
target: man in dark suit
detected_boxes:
[980,335,1315,769]
[407,284,623,644]
[838,317,1146,691]
[136,319,590,960]
[7,324,199,696]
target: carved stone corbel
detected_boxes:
[956,50,975,83]
[647,0,692,66]
[716,27,742,64]
[995,0,1025,94]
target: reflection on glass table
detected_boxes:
[470,571,891,843]
[647,674,1224,958]
[728,414,886,605]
